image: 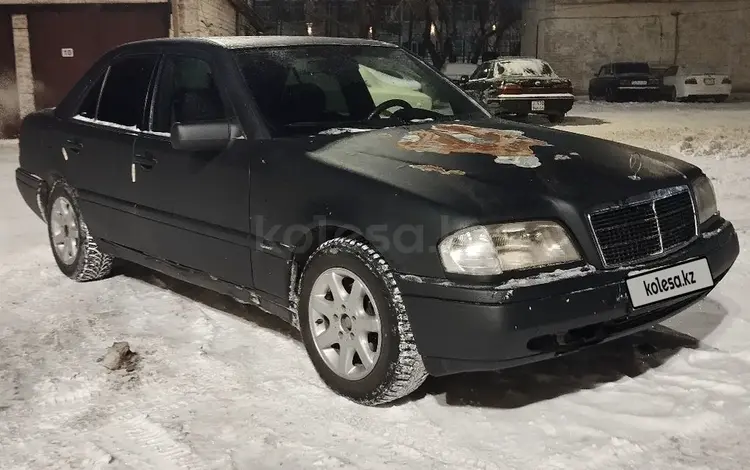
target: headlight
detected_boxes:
[438,221,582,275]
[692,176,719,224]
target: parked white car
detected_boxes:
[358,64,433,110]
[661,65,732,102]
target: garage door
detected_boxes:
[0,11,18,138]
[28,3,170,111]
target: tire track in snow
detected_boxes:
[96,413,210,470]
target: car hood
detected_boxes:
[305,118,700,215]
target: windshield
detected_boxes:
[614,63,650,74]
[234,45,487,136]
[494,59,556,77]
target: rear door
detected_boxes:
[61,53,159,248]
[130,52,254,287]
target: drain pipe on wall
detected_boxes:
[671,11,682,65]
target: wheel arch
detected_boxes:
[287,222,396,313]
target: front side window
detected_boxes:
[234,45,487,136]
[96,55,159,127]
[151,56,229,133]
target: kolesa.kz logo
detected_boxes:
[643,269,696,296]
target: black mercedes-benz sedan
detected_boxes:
[15,36,739,406]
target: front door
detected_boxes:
[131,52,254,287]
[62,53,160,249]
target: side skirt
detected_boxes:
[97,239,295,325]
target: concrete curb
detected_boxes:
[0,139,19,148]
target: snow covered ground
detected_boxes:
[2,101,750,469]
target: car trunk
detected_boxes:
[493,77,572,94]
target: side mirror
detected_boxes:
[170,121,242,152]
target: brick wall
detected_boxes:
[172,0,255,37]
[199,0,237,36]
[521,0,750,92]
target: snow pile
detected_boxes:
[675,130,750,160]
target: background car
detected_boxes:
[358,64,433,110]
[589,62,661,102]
[461,57,574,123]
[661,65,732,102]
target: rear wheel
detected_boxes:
[46,181,114,282]
[714,95,728,103]
[548,113,565,124]
[298,237,428,405]
[669,87,678,102]
[605,87,616,102]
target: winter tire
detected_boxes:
[669,87,678,102]
[605,87,616,102]
[298,237,428,405]
[46,180,114,282]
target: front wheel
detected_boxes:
[298,237,428,405]
[46,181,114,282]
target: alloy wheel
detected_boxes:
[308,267,383,381]
[49,196,80,265]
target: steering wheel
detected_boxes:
[367,99,413,120]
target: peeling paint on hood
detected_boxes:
[318,127,375,135]
[397,123,551,168]
[409,164,466,176]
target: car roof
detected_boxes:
[119,35,398,50]
[611,61,650,65]
[489,56,545,62]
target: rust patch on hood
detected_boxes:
[409,164,466,176]
[397,124,551,168]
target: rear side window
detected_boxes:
[97,55,159,128]
[471,62,490,80]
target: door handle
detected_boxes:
[133,153,157,170]
[65,139,83,154]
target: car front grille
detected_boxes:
[588,187,697,267]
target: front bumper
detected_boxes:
[486,94,575,115]
[397,219,739,377]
